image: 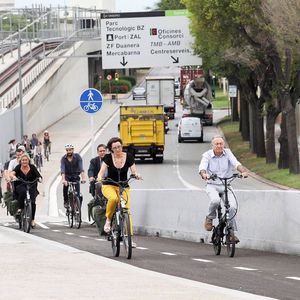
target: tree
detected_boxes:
[154,0,186,10]
[183,0,300,173]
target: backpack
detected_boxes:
[8,200,19,216]
[87,194,106,221]
[92,205,106,237]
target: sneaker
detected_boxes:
[204,217,213,231]
[31,220,36,228]
[132,242,137,248]
[104,219,111,233]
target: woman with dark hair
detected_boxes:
[97,137,141,233]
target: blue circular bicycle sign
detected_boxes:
[80,88,103,114]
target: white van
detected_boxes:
[178,117,203,143]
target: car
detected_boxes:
[178,117,203,143]
[132,86,146,100]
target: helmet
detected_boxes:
[65,144,74,149]
[44,130,49,134]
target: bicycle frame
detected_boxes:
[66,181,82,229]
[210,174,240,257]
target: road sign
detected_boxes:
[100,10,202,69]
[80,88,103,114]
[106,74,112,80]
[229,85,237,98]
[98,75,103,80]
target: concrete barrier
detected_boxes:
[130,188,300,255]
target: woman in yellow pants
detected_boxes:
[97,137,140,233]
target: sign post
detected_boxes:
[228,85,238,121]
[80,88,103,157]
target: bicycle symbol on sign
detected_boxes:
[83,90,99,112]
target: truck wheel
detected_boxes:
[154,157,163,163]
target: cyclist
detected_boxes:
[97,137,141,233]
[60,144,86,208]
[43,130,51,157]
[9,153,42,228]
[88,144,106,197]
[33,141,43,168]
[199,135,248,242]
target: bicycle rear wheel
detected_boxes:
[212,227,221,255]
[73,196,82,229]
[122,212,132,259]
[23,202,32,233]
[226,229,236,257]
[111,214,120,257]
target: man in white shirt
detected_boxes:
[199,135,248,241]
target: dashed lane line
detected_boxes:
[286,277,300,281]
[136,247,148,250]
[192,258,214,263]
[79,235,89,238]
[234,267,258,271]
[51,229,61,232]
[35,222,49,229]
[65,232,75,235]
[161,252,177,256]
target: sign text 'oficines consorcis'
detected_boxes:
[100,10,202,69]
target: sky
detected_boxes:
[14,0,159,11]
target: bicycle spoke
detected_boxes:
[122,212,132,259]
[111,214,120,257]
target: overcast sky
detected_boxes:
[14,0,159,11]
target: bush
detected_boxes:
[120,76,136,86]
[95,79,131,94]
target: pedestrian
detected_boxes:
[8,139,17,159]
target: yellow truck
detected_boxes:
[119,104,165,163]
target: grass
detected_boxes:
[219,118,300,190]
[213,88,230,109]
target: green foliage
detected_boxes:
[120,76,136,86]
[95,79,131,94]
[155,0,186,10]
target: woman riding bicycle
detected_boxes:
[97,137,141,233]
[9,153,42,228]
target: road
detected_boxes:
[2,66,299,300]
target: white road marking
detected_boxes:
[192,258,214,263]
[52,229,61,232]
[65,232,75,235]
[136,247,148,250]
[79,235,88,238]
[286,277,300,281]
[161,252,177,256]
[95,238,106,241]
[35,222,49,229]
[234,267,258,271]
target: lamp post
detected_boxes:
[18,30,24,138]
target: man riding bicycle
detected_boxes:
[60,144,86,208]
[43,130,51,157]
[199,135,248,242]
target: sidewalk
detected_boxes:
[0,70,276,300]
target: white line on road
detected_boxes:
[35,222,49,229]
[192,258,214,263]
[234,267,258,271]
[52,229,61,232]
[286,277,300,281]
[95,238,106,241]
[161,252,177,256]
[136,247,148,250]
[65,232,75,235]
[79,235,88,238]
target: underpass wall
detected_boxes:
[130,189,300,255]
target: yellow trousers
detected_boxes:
[101,184,131,220]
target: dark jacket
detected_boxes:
[88,156,103,196]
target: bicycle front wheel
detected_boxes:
[212,227,221,255]
[73,196,82,229]
[23,202,32,233]
[111,214,120,257]
[122,212,132,259]
[226,229,236,257]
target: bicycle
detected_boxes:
[13,177,41,233]
[34,153,43,172]
[44,142,51,161]
[65,181,83,229]
[210,173,243,257]
[101,175,137,259]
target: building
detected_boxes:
[0,0,14,10]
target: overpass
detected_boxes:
[0,6,104,163]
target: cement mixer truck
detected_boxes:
[183,75,213,125]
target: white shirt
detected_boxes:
[199,148,241,185]
[8,159,19,171]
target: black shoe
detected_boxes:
[64,201,69,209]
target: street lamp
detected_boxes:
[18,30,24,138]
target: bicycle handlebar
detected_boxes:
[208,173,243,181]
[13,177,42,184]
[100,174,138,187]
